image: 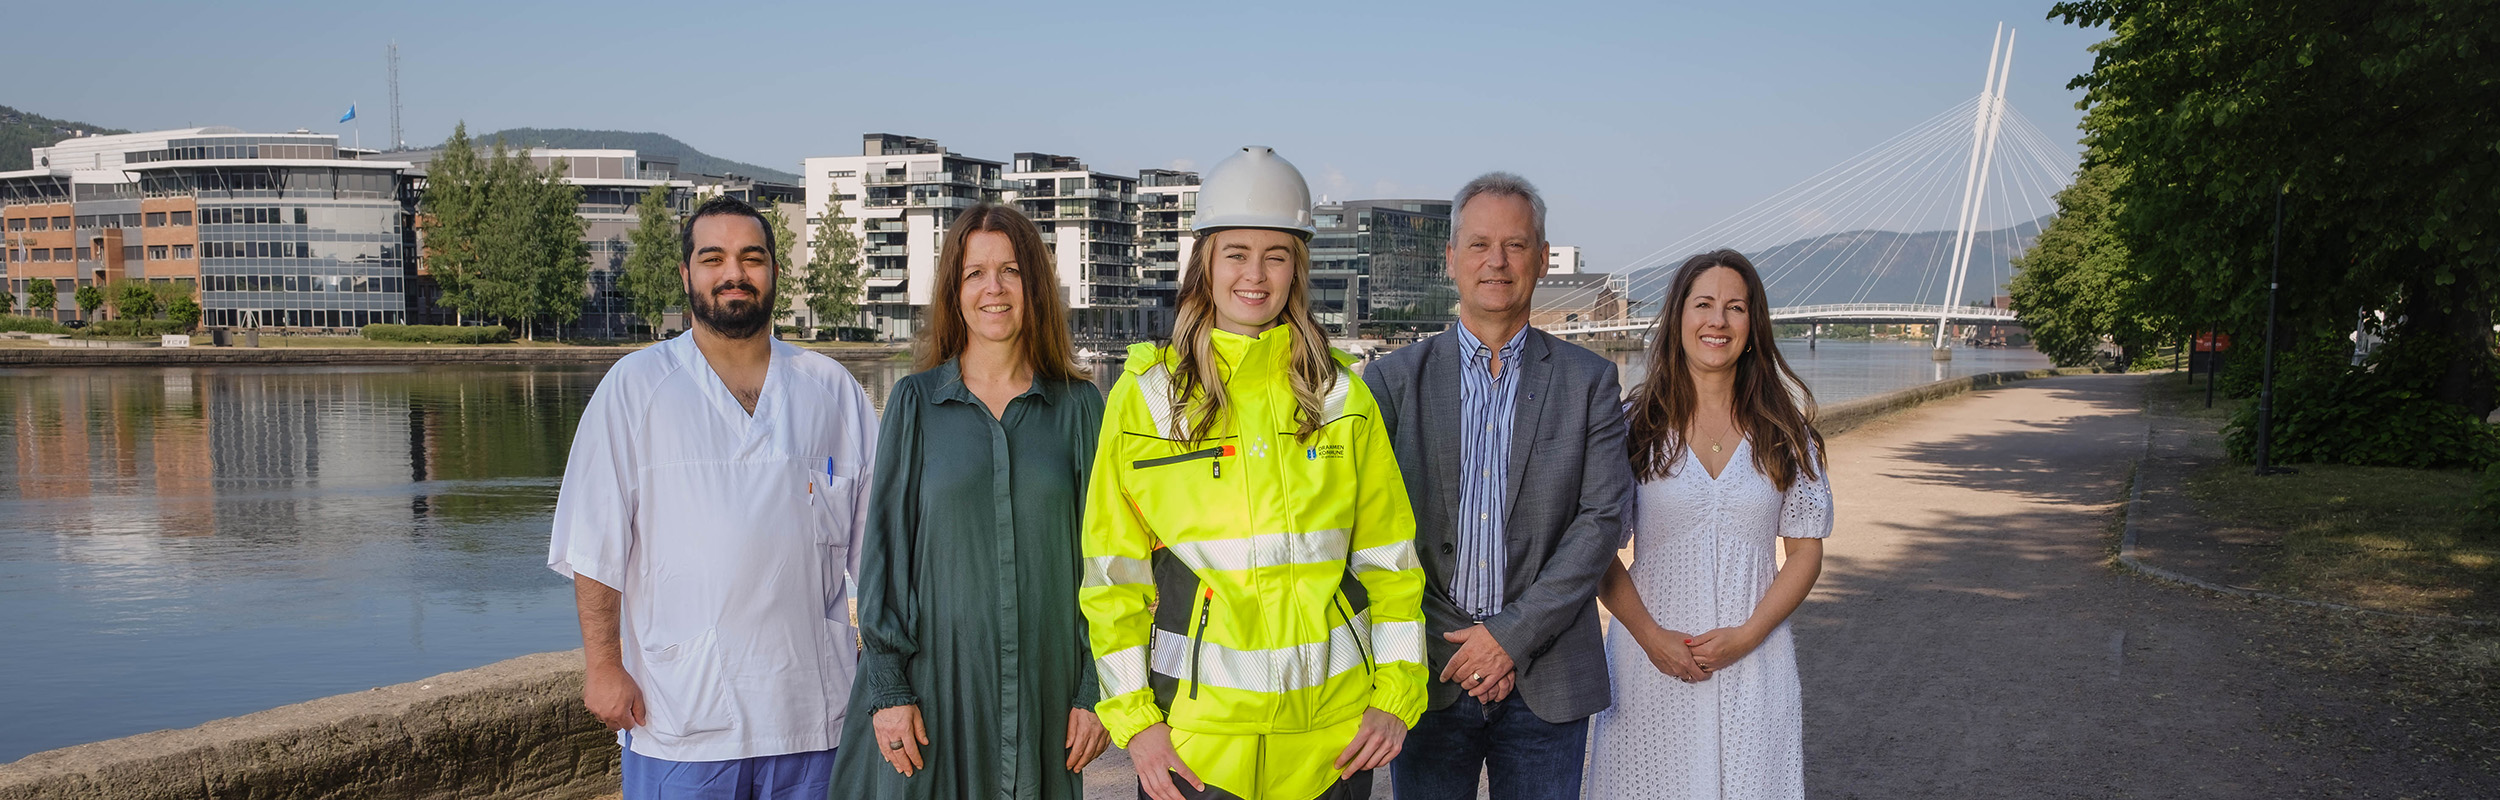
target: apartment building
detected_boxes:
[801,134,1005,340]
[1008,152,1144,341]
[1135,168,1198,337]
[1529,271,1632,336]
[2,127,415,328]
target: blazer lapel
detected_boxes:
[1502,331,1554,532]
[1421,331,1464,535]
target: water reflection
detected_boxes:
[0,341,2046,762]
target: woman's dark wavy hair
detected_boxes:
[1625,249,1823,490]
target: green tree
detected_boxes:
[466,143,586,340]
[527,155,589,338]
[803,192,865,332]
[759,202,799,323]
[109,280,160,320]
[2055,0,2500,464]
[26,279,56,321]
[164,294,201,330]
[2007,159,2163,367]
[420,123,488,323]
[619,186,685,337]
[74,283,104,320]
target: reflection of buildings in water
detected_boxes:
[150,370,217,538]
[204,369,415,545]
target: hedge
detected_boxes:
[361,323,514,344]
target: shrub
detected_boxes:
[2225,331,2500,469]
[0,314,69,335]
[362,323,514,344]
[78,318,193,338]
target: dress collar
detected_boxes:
[928,358,1054,407]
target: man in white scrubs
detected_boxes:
[549,195,878,800]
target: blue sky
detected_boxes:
[6,0,2106,276]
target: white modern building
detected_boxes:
[1136,168,1198,337]
[1548,244,1583,274]
[1008,152,1144,340]
[801,134,1004,341]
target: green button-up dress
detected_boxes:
[829,360,1105,800]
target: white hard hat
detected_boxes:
[1192,146,1316,239]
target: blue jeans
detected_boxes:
[620,734,837,800]
[1392,692,1587,800]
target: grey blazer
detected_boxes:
[1363,326,1630,723]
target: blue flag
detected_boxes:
[339,105,356,123]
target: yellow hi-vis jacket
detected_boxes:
[1080,326,1429,756]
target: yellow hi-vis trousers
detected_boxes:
[1162,716,1372,800]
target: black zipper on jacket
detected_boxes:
[1189,587,1214,699]
[1132,445,1231,471]
[1334,594,1374,674]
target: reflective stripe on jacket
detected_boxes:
[1080,325,1428,748]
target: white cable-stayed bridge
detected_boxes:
[1524,25,2076,357]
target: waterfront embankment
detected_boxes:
[1,365,2098,799]
[0,652,610,800]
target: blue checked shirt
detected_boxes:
[1453,323,1528,619]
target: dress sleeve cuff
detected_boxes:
[859,651,917,711]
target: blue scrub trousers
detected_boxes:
[620,734,837,800]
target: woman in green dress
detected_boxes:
[828,202,1111,799]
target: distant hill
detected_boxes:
[1622,216,2050,311]
[474,128,800,183]
[0,105,130,171]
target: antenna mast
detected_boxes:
[387,42,404,151]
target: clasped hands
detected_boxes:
[1439,623,1516,701]
[1633,625,1763,683]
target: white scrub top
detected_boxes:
[548,334,877,763]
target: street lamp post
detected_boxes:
[2253,186,2293,476]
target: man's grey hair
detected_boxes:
[1452,171,1547,244]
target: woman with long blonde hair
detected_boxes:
[1077,147,1427,800]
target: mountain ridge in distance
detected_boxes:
[474,127,801,184]
[1620,216,2049,310]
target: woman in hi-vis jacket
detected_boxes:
[1078,147,1427,800]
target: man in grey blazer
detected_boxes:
[1367,172,1630,800]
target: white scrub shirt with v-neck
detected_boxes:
[549,334,878,763]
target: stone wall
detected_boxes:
[0,651,617,800]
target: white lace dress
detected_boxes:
[1585,439,1833,799]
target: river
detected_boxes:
[0,338,2046,762]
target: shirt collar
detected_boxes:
[1452,323,1528,368]
[928,358,1054,407]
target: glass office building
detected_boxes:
[1310,199,1455,336]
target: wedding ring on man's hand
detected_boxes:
[888,740,903,750]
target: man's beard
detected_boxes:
[689,277,774,339]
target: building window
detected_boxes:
[50,217,68,229]
[146,212,167,227]
[123,245,142,261]
[122,213,140,227]
[174,244,193,259]
[171,211,192,226]
[29,249,49,262]
[7,218,22,231]
[76,247,91,261]
[149,245,170,260]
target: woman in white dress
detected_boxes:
[1585,249,1833,799]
